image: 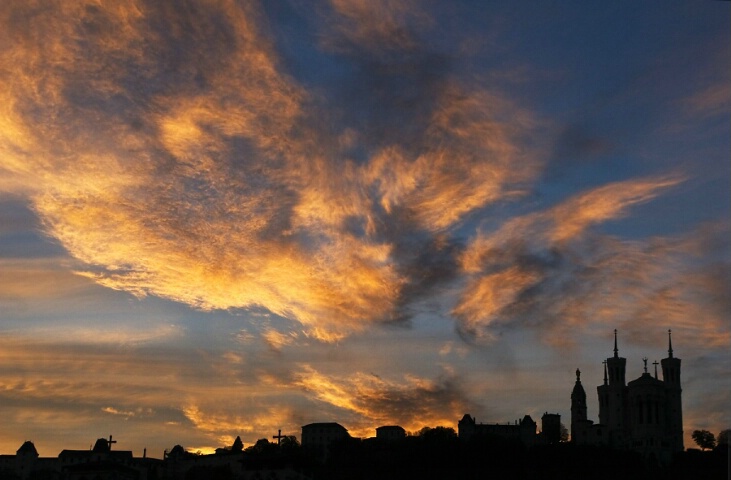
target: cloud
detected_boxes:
[0,258,93,302]
[293,365,474,436]
[0,0,539,341]
[320,0,431,55]
[454,177,729,350]
[681,81,731,120]
[102,406,153,418]
[0,332,302,452]
[1,0,722,355]
[262,328,298,352]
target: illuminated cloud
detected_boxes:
[293,365,473,436]
[0,0,538,341]
[0,333,299,453]
[454,177,729,350]
[323,0,429,54]
[102,406,154,419]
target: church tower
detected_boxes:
[571,368,587,441]
[598,330,629,447]
[661,329,683,452]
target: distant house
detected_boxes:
[301,423,349,460]
[375,425,406,442]
[458,414,538,446]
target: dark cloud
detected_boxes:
[354,374,476,427]
[544,124,614,181]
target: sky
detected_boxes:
[0,0,729,458]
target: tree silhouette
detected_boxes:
[560,423,569,442]
[231,436,243,452]
[418,426,457,442]
[248,438,274,455]
[280,435,300,454]
[717,429,730,447]
[691,430,716,451]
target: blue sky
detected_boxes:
[0,0,728,457]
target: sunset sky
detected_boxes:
[1,0,729,458]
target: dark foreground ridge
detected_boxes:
[1,433,728,480]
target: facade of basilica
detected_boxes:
[571,330,684,464]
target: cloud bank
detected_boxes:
[1,0,727,350]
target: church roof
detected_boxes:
[459,414,475,424]
[571,369,586,398]
[59,449,133,460]
[628,372,665,388]
[17,441,38,456]
[571,381,586,396]
[302,422,348,431]
[376,425,405,432]
[168,445,186,456]
[93,438,111,453]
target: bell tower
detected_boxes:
[600,330,629,447]
[661,329,683,452]
[606,329,627,386]
[571,368,587,441]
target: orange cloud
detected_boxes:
[454,176,729,350]
[361,84,536,232]
[323,0,430,54]
[0,333,304,451]
[0,0,540,342]
[293,365,471,437]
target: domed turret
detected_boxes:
[571,368,587,441]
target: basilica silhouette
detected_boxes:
[571,330,683,465]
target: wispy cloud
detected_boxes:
[681,81,731,120]
[454,177,729,349]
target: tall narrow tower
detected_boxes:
[597,360,609,425]
[571,368,587,442]
[599,330,628,447]
[661,329,683,452]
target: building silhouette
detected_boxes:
[301,422,349,461]
[540,413,562,444]
[458,414,538,445]
[375,425,406,442]
[0,437,161,480]
[571,330,684,464]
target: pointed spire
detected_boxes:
[613,329,618,358]
[603,360,608,385]
[667,329,673,358]
[576,368,581,383]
